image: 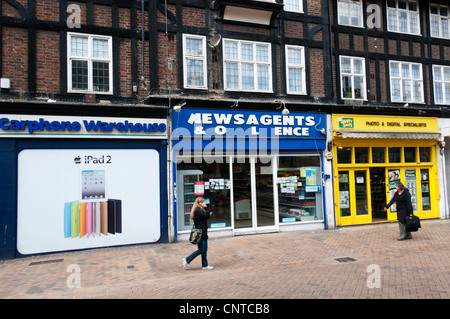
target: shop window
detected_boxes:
[404,147,417,162]
[372,147,385,163]
[419,147,431,162]
[388,147,401,163]
[420,169,431,210]
[277,156,323,223]
[337,147,352,164]
[177,158,231,232]
[338,171,351,217]
[355,147,369,163]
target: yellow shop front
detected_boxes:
[332,114,441,226]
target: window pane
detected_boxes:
[388,8,397,31]
[431,16,440,37]
[225,62,239,89]
[404,147,416,163]
[409,12,419,34]
[354,76,364,99]
[388,147,401,163]
[420,169,431,211]
[338,171,351,217]
[186,59,204,87]
[391,79,401,101]
[288,68,303,93]
[372,147,385,163]
[391,62,400,77]
[256,45,269,63]
[257,65,269,91]
[342,75,352,98]
[224,41,238,60]
[355,147,369,163]
[93,38,109,58]
[355,171,368,215]
[398,11,408,33]
[337,147,352,164]
[341,58,351,73]
[435,82,444,104]
[287,48,302,65]
[338,2,350,25]
[241,63,254,91]
[71,36,88,57]
[419,147,431,162]
[241,43,253,61]
[92,62,110,92]
[353,59,363,74]
[185,38,203,56]
[71,60,88,90]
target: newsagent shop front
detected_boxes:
[172,108,333,239]
[0,113,168,259]
[332,114,441,226]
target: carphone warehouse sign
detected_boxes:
[0,115,167,139]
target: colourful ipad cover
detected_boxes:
[79,202,87,238]
[71,201,79,238]
[100,201,108,236]
[64,201,74,238]
[86,202,93,237]
[94,202,101,236]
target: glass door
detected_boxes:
[336,169,372,225]
[232,157,276,232]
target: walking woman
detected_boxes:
[183,197,214,270]
[384,182,414,241]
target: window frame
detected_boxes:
[389,60,424,103]
[429,3,450,39]
[432,65,450,105]
[284,0,303,13]
[285,45,307,95]
[223,38,273,93]
[67,32,113,95]
[182,34,208,90]
[337,0,364,28]
[386,0,421,35]
[339,56,367,101]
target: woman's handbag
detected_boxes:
[405,214,421,232]
[189,227,202,244]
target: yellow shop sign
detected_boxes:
[332,114,438,133]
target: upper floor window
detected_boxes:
[68,33,112,94]
[387,0,420,35]
[340,56,366,100]
[223,39,272,92]
[389,61,424,103]
[433,65,450,105]
[430,4,450,39]
[338,0,363,27]
[284,0,303,13]
[285,45,306,95]
[183,35,207,89]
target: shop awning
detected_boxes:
[338,132,441,139]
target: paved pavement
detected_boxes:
[0,219,449,301]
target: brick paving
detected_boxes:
[0,219,449,299]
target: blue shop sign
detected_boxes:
[172,109,326,151]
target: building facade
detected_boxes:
[0,0,449,258]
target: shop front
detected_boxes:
[172,108,332,239]
[332,114,441,226]
[0,113,168,259]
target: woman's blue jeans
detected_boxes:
[186,238,208,267]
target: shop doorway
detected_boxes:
[370,168,387,222]
[232,157,276,234]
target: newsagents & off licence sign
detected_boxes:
[172,109,326,151]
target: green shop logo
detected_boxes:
[338,117,354,128]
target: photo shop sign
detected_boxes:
[172,109,327,154]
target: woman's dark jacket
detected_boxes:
[385,188,414,222]
[193,207,210,239]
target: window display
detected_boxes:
[177,158,231,232]
[277,156,323,223]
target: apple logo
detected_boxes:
[74,156,81,164]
